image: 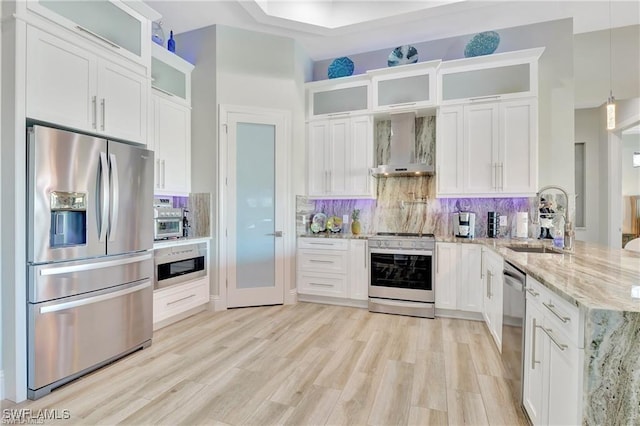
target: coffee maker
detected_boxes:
[453,212,476,238]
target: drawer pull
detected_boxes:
[526,287,540,297]
[309,242,334,246]
[543,302,570,323]
[310,282,332,287]
[167,294,196,306]
[309,259,333,264]
[541,326,568,351]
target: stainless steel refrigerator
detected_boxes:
[27,125,154,399]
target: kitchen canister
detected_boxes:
[516,212,528,238]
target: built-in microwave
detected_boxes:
[154,242,207,290]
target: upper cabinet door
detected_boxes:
[26,26,97,133]
[151,43,194,106]
[499,98,538,195]
[463,103,500,194]
[26,0,151,69]
[307,121,329,197]
[306,77,370,119]
[349,116,375,197]
[369,61,440,112]
[154,96,191,194]
[327,119,350,195]
[436,106,464,196]
[437,48,544,105]
[97,58,148,144]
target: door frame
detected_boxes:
[217,105,295,309]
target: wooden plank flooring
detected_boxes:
[2,303,529,425]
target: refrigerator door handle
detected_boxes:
[39,280,151,314]
[108,153,119,242]
[39,253,153,276]
[99,152,110,242]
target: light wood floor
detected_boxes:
[2,303,528,425]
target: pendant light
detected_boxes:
[606,0,616,130]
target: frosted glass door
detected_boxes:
[236,123,275,290]
[225,109,285,308]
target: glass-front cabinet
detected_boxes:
[25,0,157,68]
[306,75,370,119]
[368,60,440,112]
[151,43,194,105]
[438,47,545,105]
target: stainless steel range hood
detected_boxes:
[370,112,435,177]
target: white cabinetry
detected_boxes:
[153,276,209,329]
[368,61,439,112]
[437,47,544,105]
[436,98,537,197]
[307,116,374,199]
[482,247,504,350]
[26,26,148,144]
[148,46,194,195]
[523,276,583,426]
[149,96,191,194]
[24,0,155,69]
[435,243,483,314]
[297,238,368,306]
[306,76,369,119]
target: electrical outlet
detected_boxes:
[499,215,507,226]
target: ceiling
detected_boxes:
[145,0,640,60]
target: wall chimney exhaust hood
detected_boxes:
[370,112,435,177]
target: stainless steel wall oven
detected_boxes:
[368,233,436,318]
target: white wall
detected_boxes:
[0,0,3,401]
[575,108,601,243]
[176,25,311,300]
[574,25,640,108]
[621,133,640,196]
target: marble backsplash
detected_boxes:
[169,193,211,238]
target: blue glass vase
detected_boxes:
[167,31,175,53]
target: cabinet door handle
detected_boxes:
[364,243,367,269]
[480,250,484,279]
[156,159,161,187]
[75,25,121,49]
[491,163,496,190]
[310,282,333,287]
[542,302,570,323]
[469,95,501,102]
[436,246,439,274]
[541,326,568,351]
[486,270,492,298]
[500,163,504,191]
[152,86,175,97]
[100,98,106,130]
[92,96,97,129]
[167,294,196,306]
[526,287,540,297]
[532,318,541,369]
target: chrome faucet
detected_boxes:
[535,185,574,250]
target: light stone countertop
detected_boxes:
[297,232,372,240]
[153,236,212,249]
[437,237,640,313]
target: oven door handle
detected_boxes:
[369,248,434,256]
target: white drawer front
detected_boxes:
[297,271,347,298]
[526,276,580,346]
[298,238,349,251]
[153,277,209,324]
[298,250,347,274]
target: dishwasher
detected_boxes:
[502,261,526,404]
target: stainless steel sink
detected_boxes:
[507,245,563,254]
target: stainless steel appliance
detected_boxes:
[368,233,435,318]
[154,242,207,290]
[502,261,526,405]
[453,212,476,238]
[27,125,154,399]
[154,197,184,240]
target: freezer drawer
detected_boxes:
[28,279,152,398]
[28,252,152,303]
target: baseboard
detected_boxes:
[285,288,298,305]
[434,308,484,321]
[297,294,368,309]
[0,369,5,400]
[210,295,227,311]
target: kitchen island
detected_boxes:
[444,237,640,425]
